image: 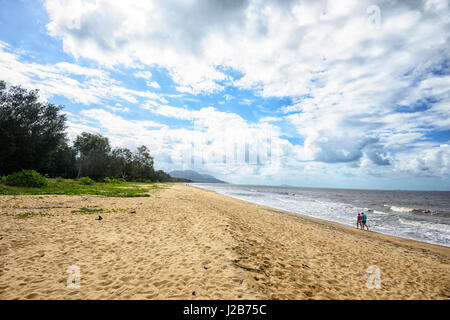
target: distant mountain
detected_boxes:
[169,170,227,183]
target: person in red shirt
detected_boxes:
[357,212,362,229]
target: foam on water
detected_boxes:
[391,206,415,213]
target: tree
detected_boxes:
[0,81,67,176]
[109,147,133,179]
[153,170,171,182]
[48,139,77,178]
[73,132,111,180]
[131,145,155,180]
[0,81,173,182]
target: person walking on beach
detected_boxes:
[361,212,369,231]
[357,212,362,229]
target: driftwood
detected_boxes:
[233,261,262,273]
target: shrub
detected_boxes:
[104,177,125,184]
[79,176,94,185]
[5,170,48,187]
[55,176,64,182]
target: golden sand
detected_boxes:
[0,183,449,299]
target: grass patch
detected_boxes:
[0,178,165,197]
[71,207,133,215]
[11,211,52,219]
[71,207,105,215]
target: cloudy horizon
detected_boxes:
[1,0,449,190]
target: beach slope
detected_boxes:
[0,184,448,299]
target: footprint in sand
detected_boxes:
[119,275,134,282]
[25,293,39,299]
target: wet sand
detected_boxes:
[0,183,449,299]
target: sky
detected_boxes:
[0,0,449,190]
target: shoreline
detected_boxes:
[187,184,450,255]
[187,185,450,249]
[0,183,449,299]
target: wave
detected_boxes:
[364,208,386,213]
[276,197,299,204]
[364,208,389,215]
[398,219,450,233]
[390,206,435,215]
[276,191,294,196]
[390,206,415,213]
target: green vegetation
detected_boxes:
[71,207,104,215]
[4,211,53,219]
[71,207,133,215]
[0,81,68,176]
[103,177,126,184]
[78,176,94,185]
[4,170,48,187]
[0,177,162,197]
[0,81,189,183]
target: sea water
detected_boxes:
[190,183,450,247]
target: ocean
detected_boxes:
[190,183,450,247]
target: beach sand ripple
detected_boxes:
[0,184,448,299]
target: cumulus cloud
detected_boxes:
[393,144,450,177]
[146,81,161,89]
[131,101,288,173]
[43,4,449,98]
[45,0,249,94]
[239,98,254,105]
[105,105,130,113]
[259,116,282,123]
[0,41,163,105]
[133,71,152,79]
[6,0,450,184]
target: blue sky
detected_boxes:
[1,0,449,190]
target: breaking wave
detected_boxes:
[399,219,450,233]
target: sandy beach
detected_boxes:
[0,183,449,299]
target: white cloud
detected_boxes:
[259,116,282,123]
[105,105,130,112]
[42,0,450,106]
[146,80,161,89]
[239,98,253,105]
[0,42,163,106]
[78,108,166,140]
[133,71,152,79]
[6,0,450,183]
[45,0,245,94]
[393,144,450,177]
[137,101,290,172]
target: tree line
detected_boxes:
[0,80,183,182]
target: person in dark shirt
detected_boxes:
[361,212,369,231]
